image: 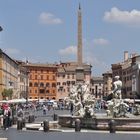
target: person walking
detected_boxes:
[3,105,11,130]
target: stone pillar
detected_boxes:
[75,119,81,132]
[43,120,49,132]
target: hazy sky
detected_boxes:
[1,0,140,76]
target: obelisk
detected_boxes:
[76,4,84,82]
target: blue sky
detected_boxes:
[1,0,140,76]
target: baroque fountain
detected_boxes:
[58,76,140,131]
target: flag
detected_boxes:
[0,26,3,31]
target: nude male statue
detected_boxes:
[113,76,122,99]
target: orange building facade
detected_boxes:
[26,63,57,100]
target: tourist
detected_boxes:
[3,104,11,130]
[43,105,47,115]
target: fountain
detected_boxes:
[59,81,97,129]
[58,76,140,131]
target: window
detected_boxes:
[52,83,56,87]
[40,89,45,93]
[57,82,60,85]
[41,75,43,80]
[62,82,66,85]
[29,82,32,87]
[46,90,50,93]
[34,82,38,87]
[46,83,50,87]
[40,82,44,87]
[52,75,55,80]
[67,81,70,85]
[67,87,70,92]
[71,81,75,85]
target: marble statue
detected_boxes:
[66,81,95,118]
[113,76,122,99]
[106,76,129,118]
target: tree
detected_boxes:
[2,88,13,100]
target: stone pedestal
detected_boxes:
[76,67,84,82]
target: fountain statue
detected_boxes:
[67,81,95,118]
[106,76,129,117]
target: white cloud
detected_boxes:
[39,12,63,25]
[93,38,110,46]
[59,46,77,56]
[5,48,20,54]
[103,7,140,26]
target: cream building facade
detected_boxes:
[111,51,140,99]
[90,76,104,99]
[0,49,19,100]
[102,70,112,99]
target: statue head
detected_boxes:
[114,75,120,80]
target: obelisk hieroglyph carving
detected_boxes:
[76,4,84,82]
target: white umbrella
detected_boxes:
[8,98,26,103]
[0,100,8,103]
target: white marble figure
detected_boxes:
[66,81,95,118]
[113,76,122,99]
[106,76,129,118]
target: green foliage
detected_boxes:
[2,88,13,100]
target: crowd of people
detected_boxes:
[0,102,36,130]
[0,100,67,130]
[0,103,16,130]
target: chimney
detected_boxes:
[130,53,138,58]
[124,51,128,61]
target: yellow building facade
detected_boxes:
[0,49,19,100]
